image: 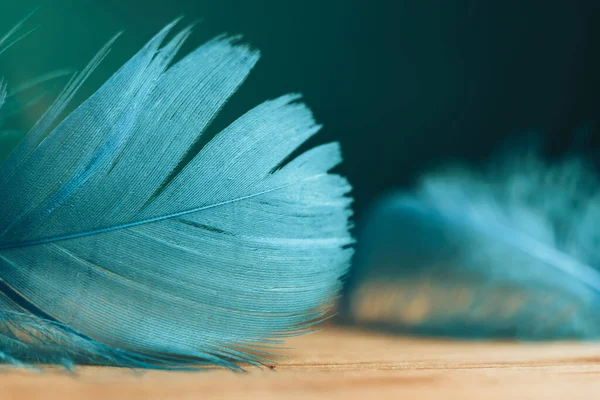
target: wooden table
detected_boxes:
[3,326,600,399]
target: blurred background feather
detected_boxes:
[342,145,600,339]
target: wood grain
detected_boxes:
[3,326,600,399]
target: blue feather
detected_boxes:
[0,19,354,370]
[343,146,600,339]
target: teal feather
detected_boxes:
[0,19,353,370]
[343,146,600,339]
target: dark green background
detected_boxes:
[1,1,599,220]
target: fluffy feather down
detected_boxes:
[343,147,600,339]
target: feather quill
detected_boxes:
[343,146,600,339]
[0,20,353,369]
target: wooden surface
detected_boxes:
[3,326,600,399]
